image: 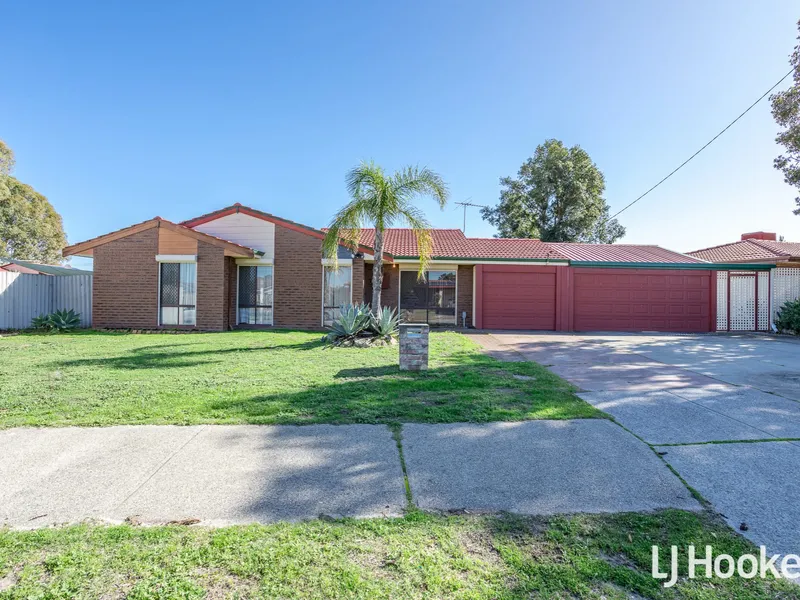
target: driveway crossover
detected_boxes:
[474,331,800,558]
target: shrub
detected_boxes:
[775,298,800,335]
[31,309,82,332]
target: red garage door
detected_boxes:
[573,269,712,332]
[480,266,557,330]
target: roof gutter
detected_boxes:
[569,261,776,270]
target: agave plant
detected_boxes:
[49,309,81,332]
[369,306,399,340]
[30,309,81,332]
[325,303,372,346]
[31,314,51,330]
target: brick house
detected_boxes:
[64,203,774,333]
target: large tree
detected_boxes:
[0,140,67,263]
[323,161,449,314]
[481,139,625,243]
[771,19,800,215]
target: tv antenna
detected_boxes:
[454,200,488,234]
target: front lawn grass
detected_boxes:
[0,510,794,599]
[0,330,599,427]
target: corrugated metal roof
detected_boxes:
[0,259,93,276]
[551,243,704,264]
[687,239,800,262]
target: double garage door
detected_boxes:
[477,266,713,333]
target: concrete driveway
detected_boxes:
[474,331,800,557]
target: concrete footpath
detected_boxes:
[0,420,697,528]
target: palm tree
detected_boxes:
[323,161,449,314]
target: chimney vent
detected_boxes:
[741,231,777,241]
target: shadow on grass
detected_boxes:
[49,339,323,370]
[201,356,593,425]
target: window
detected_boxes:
[160,262,196,325]
[399,270,456,325]
[238,265,273,325]
[323,265,352,326]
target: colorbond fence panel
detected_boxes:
[0,272,92,329]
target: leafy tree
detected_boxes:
[323,161,449,313]
[771,19,800,215]
[0,140,67,263]
[481,139,625,242]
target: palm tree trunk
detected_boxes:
[371,227,383,315]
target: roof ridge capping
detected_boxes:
[686,238,769,256]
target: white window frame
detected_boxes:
[235,263,275,326]
[156,258,197,327]
[321,260,354,327]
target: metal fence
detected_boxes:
[0,272,92,329]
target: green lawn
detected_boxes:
[0,510,793,599]
[0,330,599,427]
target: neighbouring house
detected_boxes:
[687,232,800,331]
[62,203,774,333]
[0,259,92,276]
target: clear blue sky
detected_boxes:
[2,1,799,270]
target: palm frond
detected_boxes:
[392,165,450,209]
[322,199,366,265]
[345,161,384,204]
[397,200,435,277]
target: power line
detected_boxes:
[455,200,488,233]
[607,68,795,222]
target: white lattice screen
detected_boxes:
[729,273,756,330]
[772,268,800,322]
[757,271,770,331]
[716,271,728,331]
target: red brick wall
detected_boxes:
[457,265,474,328]
[352,257,364,307]
[362,265,403,312]
[196,241,226,331]
[380,265,399,311]
[93,228,159,328]
[363,263,373,305]
[274,224,323,329]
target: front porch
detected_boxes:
[362,263,473,328]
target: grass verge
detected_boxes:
[0,510,795,599]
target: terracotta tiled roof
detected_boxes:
[353,229,706,262]
[749,239,800,258]
[551,243,704,263]
[687,239,799,263]
[353,229,566,260]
